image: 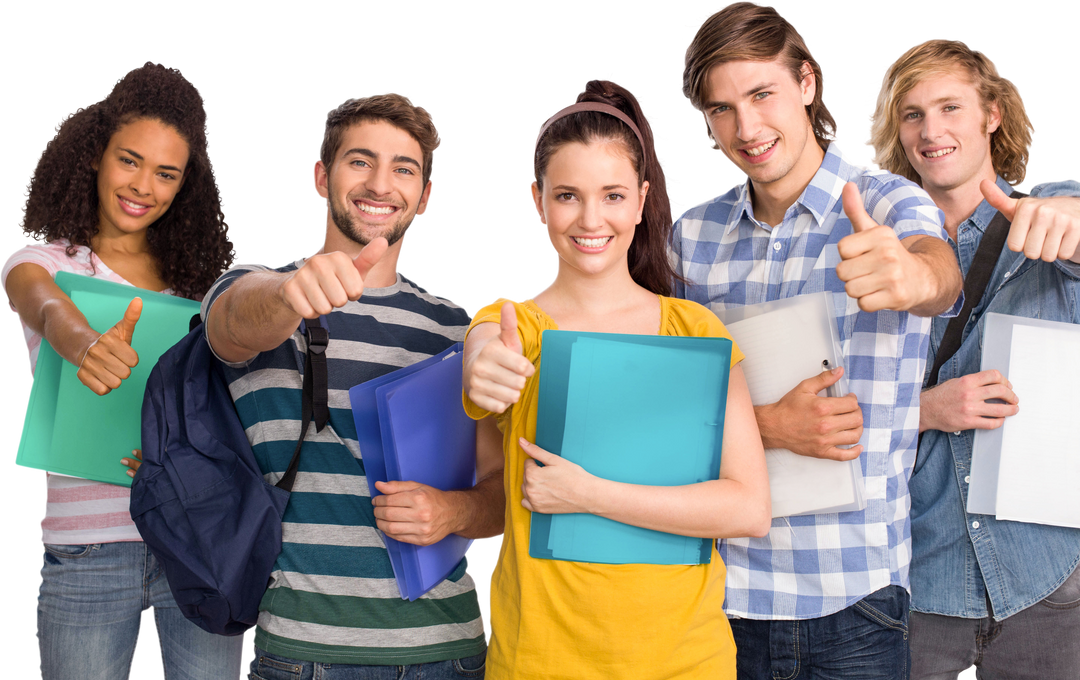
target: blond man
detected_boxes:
[873,40,1080,679]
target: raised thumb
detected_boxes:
[353,237,389,279]
[114,297,143,344]
[842,182,877,233]
[499,300,522,354]
[980,179,1016,221]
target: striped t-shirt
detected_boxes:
[202,262,485,665]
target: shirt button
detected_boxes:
[1003,271,1011,278]
[965,475,971,484]
[773,242,781,251]
[972,521,980,529]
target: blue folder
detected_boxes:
[530,331,732,565]
[348,344,476,600]
[16,272,200,486]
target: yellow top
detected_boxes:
[464,296,744,680]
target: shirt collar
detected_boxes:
[725,142,850,236]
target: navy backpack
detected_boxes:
[130,317,328,636]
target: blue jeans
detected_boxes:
[729,585,910,680]
[249,647,486,680]
[38,541,244,680]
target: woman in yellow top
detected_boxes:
[462,80,771,679]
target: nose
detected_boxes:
[735,105,763,143]
[129,167,152,196]
[579,197,604,232]
[366,165,393,197]
[921,112,942,141]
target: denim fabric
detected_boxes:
[913,176,1080,620]
[909,564,1080,679]
[729,586,910,680]
[38,541,244,680]
[248,646,485,680]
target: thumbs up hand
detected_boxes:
[280,237,389,318]
[463,300,535,414]
[77,297,143,395]
[836,182,931,313]
[981,179,1080,263]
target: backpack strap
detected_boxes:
[925,191,1027,388]
[276,316,330,492]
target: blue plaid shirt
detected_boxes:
[672,144,950,620]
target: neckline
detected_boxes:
[522,295,669,335]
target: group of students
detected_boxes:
[7,3,1079,680]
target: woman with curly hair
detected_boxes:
[2,63,241,679]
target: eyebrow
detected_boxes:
[118,147,184,174]
[703,81,777,109]
[343,148,422,171]
[903,95,961,111]
[551,184,632,192]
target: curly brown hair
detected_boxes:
[22,62,233,299]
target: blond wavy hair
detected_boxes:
[871,40,1032,186]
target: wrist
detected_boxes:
[754,403,782,449]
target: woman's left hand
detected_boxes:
[519,438,596,514]
[121,450,142,479]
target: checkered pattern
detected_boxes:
[672,144,949,620]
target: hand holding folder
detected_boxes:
[348,344,477,600]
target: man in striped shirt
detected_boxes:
[674,4,963,678]
[202,95,502,677]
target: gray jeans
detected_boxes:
[910,564,1080,680]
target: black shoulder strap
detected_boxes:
[276,316,330,491]
[926,191,1026,388]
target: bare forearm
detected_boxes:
[583,476,770,539]
[906,236,963,317]
[207,271,301,363]
[7,264,99,365]
[445,470,505,539]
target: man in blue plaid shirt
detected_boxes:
[673,4,963,678]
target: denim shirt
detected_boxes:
[912,176,1080,620]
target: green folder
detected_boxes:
[16,271,200,487]
[530,330,731,565]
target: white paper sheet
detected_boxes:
[994,323,1080,528]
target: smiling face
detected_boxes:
[898,71,999,197]
[94,118,190,239]
[702,58,822,197]
[533,140,647,282]
[317,120,431,248]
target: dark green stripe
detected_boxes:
[283,491,376,526]
[255,628,485,666]
[275,544,395,579]
[264,588,482,629]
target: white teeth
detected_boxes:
[745,140,777,157]
[357,202,395,215]
[573,236,612,248]
[120,197,147,210]
[923,147,956,158]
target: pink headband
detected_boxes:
[535,101,646,157]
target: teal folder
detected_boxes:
[530,330,732,565]
[16,271,200,486]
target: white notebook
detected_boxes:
[718,292,866,517]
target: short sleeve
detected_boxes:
[662,297,745,368]
[856,173,947,243]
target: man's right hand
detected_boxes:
[279,238,388,318]
[754,367,864,461]
[463,300,534,413]
[920,370,1019,433]
[77,297,142,396]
